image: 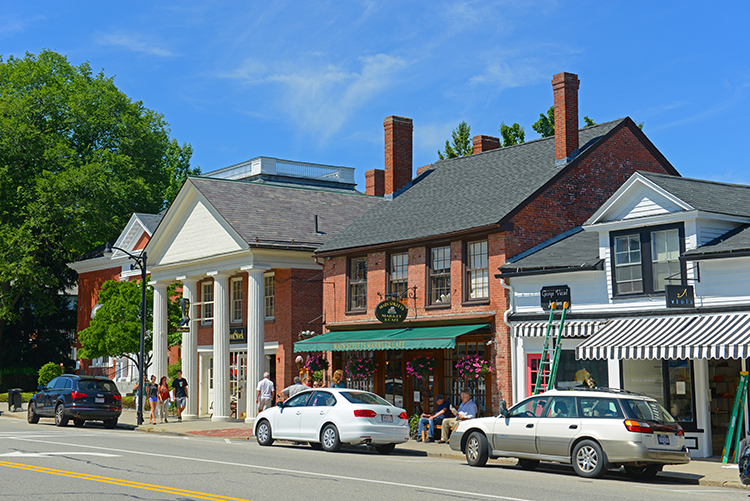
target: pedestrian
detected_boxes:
[256,372,274,413]
[147,375,158,425]
[280,376,305,401]
[330,369,345,388]
[417,394,451,443]
[439,391,478,443]
[301,374,313,387]
[157,376,170,423]
[313,380,322,388]
[172,370,189,422]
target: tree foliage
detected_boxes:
[532,106,555,138]
[438,121,473,160]
[163,139,201,209]
[38,362,64,387]
[499,122,525,147]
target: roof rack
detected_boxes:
[552,386,647,397]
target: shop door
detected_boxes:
[230,351,247,417]
[384,351,404,409]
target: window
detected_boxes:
[429,245,451,305]
[526,351,609,397]
[509,396,549,418]
[579,397,623,418]
[389,252,408,299]
[231,278,243,323]
[202,281,214,325]
[444,341,489,414]
[348,256,367,311]
[264,274,275,319]
[544,396,578,418]
[611,224,683,296]
[466,240,489,300]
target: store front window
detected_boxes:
[527,351,608,396]
[383,350,403,408]
[444,342,488,415]
[622,359,695,430]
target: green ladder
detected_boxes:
[533,301,569,395]
[722,371,749,463]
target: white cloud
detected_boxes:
[94,31,174,57]
[470,59,553,88]
[0,14,44,38]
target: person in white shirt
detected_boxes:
[256,372,275,413]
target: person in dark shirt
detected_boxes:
[172,370,188,422]
[417,394,451,443]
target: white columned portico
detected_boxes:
[243,266,268,425]
[179,277,198,420]
[209,272,231,421]
[151,283,169,381]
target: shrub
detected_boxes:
[168,359,182,381]
[38,362,64,387]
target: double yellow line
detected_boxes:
[0,460,251,501]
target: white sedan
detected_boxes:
[254,388,410,454]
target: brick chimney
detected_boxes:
[472,135,501,154]
[384,116,413,196]
[552,72,580,166]
[365,169,385,197]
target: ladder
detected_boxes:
[722,371,749,463]
[533,301,569,395]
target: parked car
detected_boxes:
[27,375,122,429]
[449,388,690,479]
[254,388,409,454]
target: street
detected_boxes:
[0,418,743,501]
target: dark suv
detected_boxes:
[28,375,122,429]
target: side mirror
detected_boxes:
[276,401,284,408]
[498,398,508,418]
[38,384,44,391]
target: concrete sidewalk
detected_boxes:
[2,406,746,490]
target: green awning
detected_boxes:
[294,324,490,352]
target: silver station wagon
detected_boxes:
[449,388,690,479]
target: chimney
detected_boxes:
[472,135,501,154]
[365,169,385,197]
[552,72,580,166]
[384,116,413,196]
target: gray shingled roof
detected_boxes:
[135,213,164,234]
[499,228,602,273]
[317,119,627,254]
[640,171,750,218]
[189,177,381,249]
[684,224,750,258]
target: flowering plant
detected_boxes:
[455,354,492,379]
[345,356,378,379]
[406,356,435,380]
[305,352,329,372]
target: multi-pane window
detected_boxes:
[231,278,243,323]
[612,224,683,296]
[349,257,367,310]
[430,246,451,305]
[389,252,408,299]
[466,240,489,300]
[614,234,643,294]
[651,229,680,291]
[201,281,214,325]
[264,274,275,319]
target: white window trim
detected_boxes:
[201,281,214,326]
[230,277,243,324]
[264,272,275,320]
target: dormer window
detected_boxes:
[611,223,684,296]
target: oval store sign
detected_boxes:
[375,300,408,324]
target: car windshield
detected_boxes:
[340,391,391,406]
[77,380,119,393]
[622,399,676,423]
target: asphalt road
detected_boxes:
[0,418,743,501]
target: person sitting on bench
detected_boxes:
[439,391,477,443]
[417,394,451,443]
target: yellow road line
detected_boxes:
[0,460,251,501]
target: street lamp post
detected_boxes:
[103,242,148,426]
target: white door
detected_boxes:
[299,391,337,441]
[274,392,311,439]
[492,395,550,454]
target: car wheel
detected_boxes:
[104,419,118,429]
[54,404,69,427]
[256,420,274,446]
[518,459,540,470]
[321,424,341,452]
[27,403,40,424]
[309,442,323,450]
[465,432,489,467]
[624,464,661,479]
[375,443,396,455]
[572,440,607,478]
[73,418,85,427]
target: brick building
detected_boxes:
[306,72,679,415]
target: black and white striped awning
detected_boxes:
[576,313,750,360]
[514,321,603,338]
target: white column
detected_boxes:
[181,278,198,420]
[152,283,169,381]
[244,268,267,425]
[210,273,231,422]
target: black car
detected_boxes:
[28,375,122,428]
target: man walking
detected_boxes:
[256,372,274,413]
[172,370,189,422]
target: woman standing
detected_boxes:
[148,375,158,425]
[330,369,345,388]
[157,376,170,423]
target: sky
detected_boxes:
[2,1,749,190]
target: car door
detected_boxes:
[492,396,549,454]
[273,392,311,439]
[535,396,581,458]
[40,377,61,415]
[298,391,337,441]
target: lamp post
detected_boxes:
[103,242,147,426]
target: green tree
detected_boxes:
[0,50,186,368]
[583,116,596,128]
[38,362,64,387]
[163,139,201,209]
[532,106,555,138]
[437,121,473,160]
[499,122,525,147]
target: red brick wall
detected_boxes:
[472,135,501,154]
[365,169,385,197]
[553,72,580,161]
[384,116,413,195]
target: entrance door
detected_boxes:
[230,351,247,417]
[383,351,404,409]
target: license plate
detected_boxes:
[381,414,393,422]
[95,397,104,403]
[657,434,670,445]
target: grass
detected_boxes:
[0,392,34,404]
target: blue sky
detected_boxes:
[3,2,748,190]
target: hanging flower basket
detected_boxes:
[304,352,329,372]
[406,356,436,380]
[455,354,492,379]
[345,356,378,379]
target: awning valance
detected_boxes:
[576,313,750,360]
[294,324,490,352]
[514,321,603,338]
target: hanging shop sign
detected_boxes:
[375,299,408,324]
[230,326,247,344]
[666,285,695,309]
[540,285,571,311]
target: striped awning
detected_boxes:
[514,321,603,338]
[576,313,750,360]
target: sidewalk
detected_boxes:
[2,406,746,490]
